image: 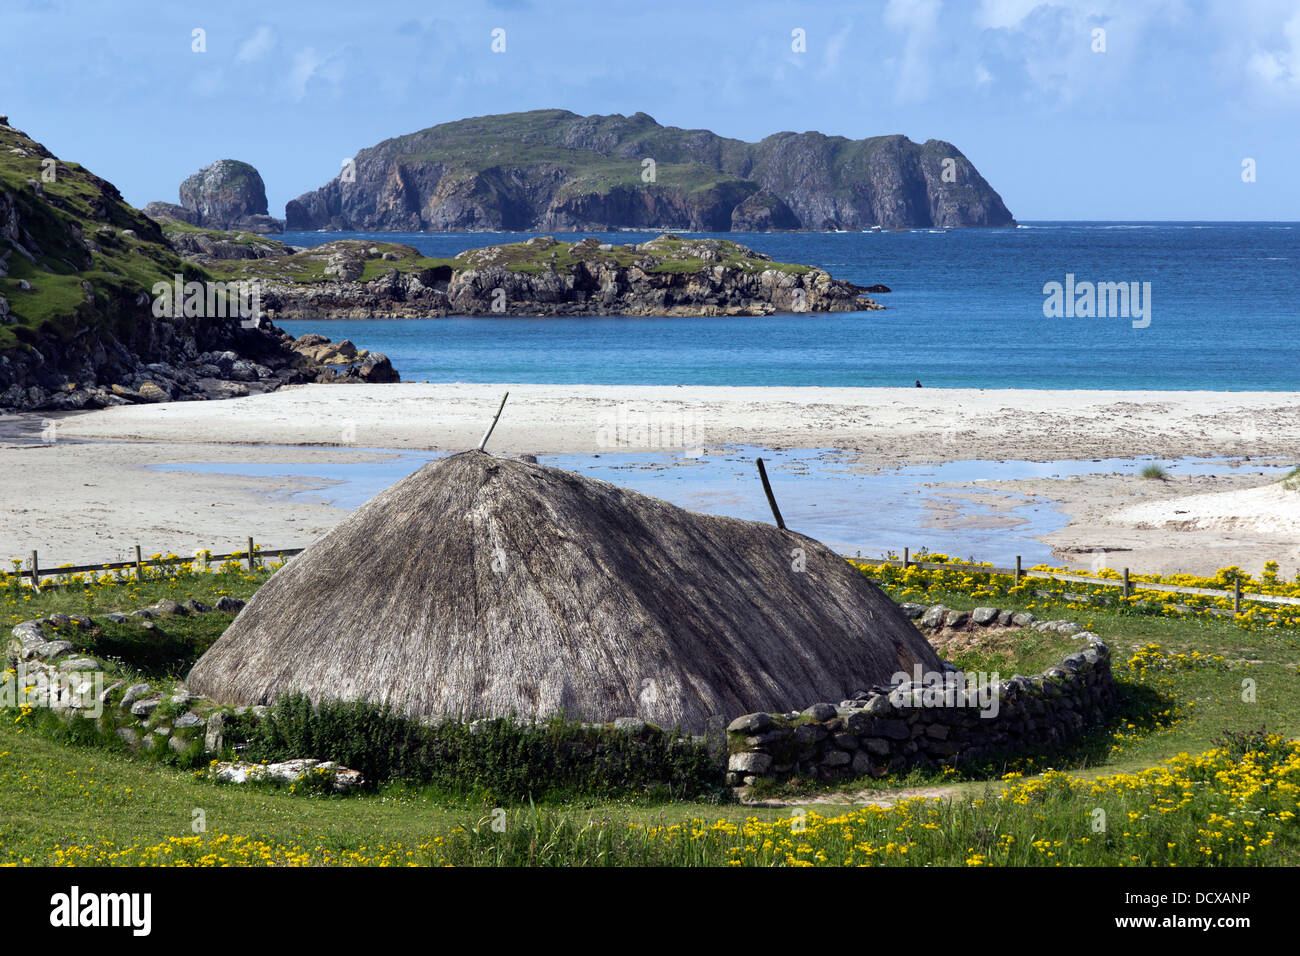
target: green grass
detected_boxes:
[2,559,269,631]
[204,234,815,285]
[1140,463,1169,480]
[155,216,293,249]
[0,716,771,865]
[869,581,1300,780]
[68,613,233,681]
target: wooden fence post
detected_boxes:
[247,536,256,572]
[135,545,144,583]
[902,547,909,569]
[28,550,38,589]
[1014,555,1022,584]
[1122,568,1130,600]
[1234,580,1242,614]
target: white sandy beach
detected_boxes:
[39,383,1300,463]
[4,383,1300,574]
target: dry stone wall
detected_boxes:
[725,606,1117,787]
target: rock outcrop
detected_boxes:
[157,225,296,265]
[285,109,1015,232]
[144,159,283,234]
[200,234,885,319]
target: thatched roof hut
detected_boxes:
[187,450,941,732]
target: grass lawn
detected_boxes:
[2,563,1299,865]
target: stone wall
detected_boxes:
[725,633,1116,787]
[9,599,1118,794]
[4,602,248,763]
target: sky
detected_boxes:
[1,0,1298,221]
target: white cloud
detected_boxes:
[236,25,275,64]
[884,0,942,102]
[975,0,1044,30]
[1245,8,1300,91]
[288,48,325,101]
[820,24,851,76]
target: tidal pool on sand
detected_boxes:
[149,450,1287,567]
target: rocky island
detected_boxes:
[196,233,886,318]
[144,159,283,235]
[286,109,1015,232]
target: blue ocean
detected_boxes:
[276,223,1298,390]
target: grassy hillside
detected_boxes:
[0,122,203,353]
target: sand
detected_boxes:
[4,383,1299,573]
[0,438,393,566]
[932,469,1300,576]
[39,383,1300,464]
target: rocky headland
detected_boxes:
[0,117,393,412]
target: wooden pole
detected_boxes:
[755,458,785,530]
[134,545,143,583]
[902,547,909,569]
[478,391,510,453]
[28,550,38,589]
[1014,555,1022,584]
[1122,568,1130,600]
[247,536,256,572]
[1234,580,1242,614]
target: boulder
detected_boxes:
[131,697,162,717]
[919,605,949,628]
[119,682,152,709]
[727,752,773,775]
[204,712,225,752]
[211,758,363,791]
[801,702,837,722]
[137,382,171,403]
[727,712,775,735]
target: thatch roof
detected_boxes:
[187,450,941,732]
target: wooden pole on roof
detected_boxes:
[755,457,786,530]
[479,392,510,453]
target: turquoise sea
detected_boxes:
[276,222,1299,390]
